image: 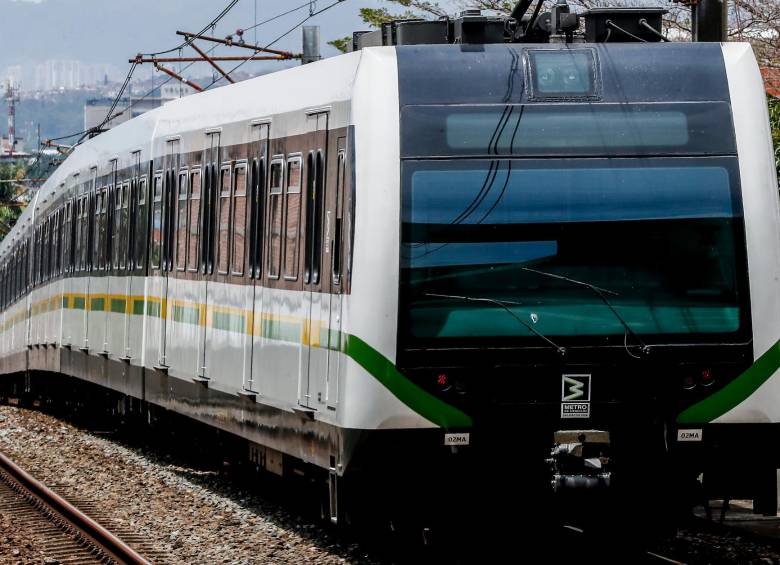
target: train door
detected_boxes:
[246,123,269,393]
[129,163,149,362]
[156,139,179,369]
[122,152,141,360]
[299,112,329,409]
[326,139,348,410]
[87,177,108,355]
[103,160,117,353]
[198,132,220,378]
[60,195,74,347]
[79,169,96,350]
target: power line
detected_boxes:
[36,0,339,146]
[83,0,247,143]
[141,0,242,57]
[203,0,347,91]
[242,1,313,34]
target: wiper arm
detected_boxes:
[422,292,566,356]
[520,266,650,356]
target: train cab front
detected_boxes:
[392,42,764,522]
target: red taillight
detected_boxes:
[700,369,714,387]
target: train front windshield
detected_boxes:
[399,103,749,348]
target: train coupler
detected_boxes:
[548,430,611,492]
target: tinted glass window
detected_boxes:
[528,49,596,98]
[187,170,201,272]
[401,103,736,158]
[400,158,747,345]
[267,160,284,279]
[217,167,231,275]
[232,166,247,276]
[284,158,302,280]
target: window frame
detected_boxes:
[151,172,163,271]
[266,157,285,280]
[231,161,248,277]
[216,163,233,276]
[175,168,189,272]
[283,155,303,282]
[187,167,202,273]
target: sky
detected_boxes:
[0,0,463,79]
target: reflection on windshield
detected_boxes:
[400,158,746,344]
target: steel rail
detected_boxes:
[0,449,151,565]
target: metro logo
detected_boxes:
[561,374,591,419]
[562,374,590,402]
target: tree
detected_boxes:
[0,161,27,239]
[330,0,780,180]
[333,0,779,63]
[770,97,780,180]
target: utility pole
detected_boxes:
[4,79,20,155]
[302,26,321,65]
[689,0,728,41]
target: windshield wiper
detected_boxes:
[422,292,566,356]
[520,266,650,357]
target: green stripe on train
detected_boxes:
[342,334,473,429]
[677,339,780,424]
[60,291,472,429]
[110,298,126,314]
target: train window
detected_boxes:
[304,150,325,285]
[283,156,302,281]
[100,187,109,270]
[122,182,130,270]
[248,159,265,279]
[187,169,201,272]
[92,194,101,271]
[56,210,62,276]
[332,149,346,285]
[42,220,48,282]
[527,49,597,99]
[151,173,163,270]
[75,198,82,271]
[267,159,284,279]
[176,170,188,271]
[231,164,247,276]
[63,202,71,273]
[217,165,232,275]
[304,153,315,284]
[136,176,147,269]
[113,185,122,269]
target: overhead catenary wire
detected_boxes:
[241,0,313,34]
[36,0,338,147]
[141,0,242,57]
[83,0,247,142]
[202,0,347,91]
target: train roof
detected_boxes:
[1,49,365,257]
[0,41,757,259]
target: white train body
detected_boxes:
[0,42,779,514]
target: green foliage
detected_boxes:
[359,7,419,27]
[769,96,780,183]
[328,37,352,54]
[0,161,27,238]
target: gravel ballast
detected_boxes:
[0,405,370,565]
[2,404,780,564]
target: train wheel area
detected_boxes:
[1,371,780,563]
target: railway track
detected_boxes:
[0,449,156,565]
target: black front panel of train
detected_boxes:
[394,43,752,432]
[396,43,731,106]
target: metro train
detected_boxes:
[0,9,779,529]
